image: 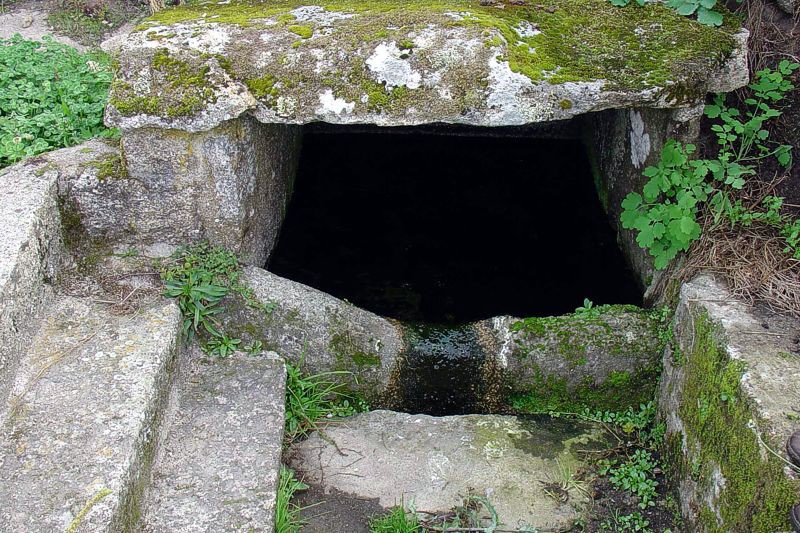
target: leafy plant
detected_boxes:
[601,510,653,532]
[164,272,228,339]
[606,0,723,26]
[284,361,368,444]
[0,35,115,168]
[204,334,241,357]
[275,465,309,533]
[621,62,798,269]
[162,242,274,353]
[666,0,723,26]
[600,450,659,509]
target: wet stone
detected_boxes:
[289,410,614,531]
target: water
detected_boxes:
[396,324,487,416]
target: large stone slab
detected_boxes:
[289,410,613,531]
[139,350,286,532]
[0,152,69,407]
[0,296,182,532]
[227,266,406,401]
[660,275,800,531]
[106,0,748,131]
[477,305,665,411]
[116,118,300,265]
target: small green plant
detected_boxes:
[284,361,368,444]
[621,62,798,269]
[162,242,274,354]
[601,510,653,532]
[275,465,309,533]
[607,0,723,25]
[0,35,115,168]
[600,449,659,509]
[369,504,423,533]
[204,334,241,357]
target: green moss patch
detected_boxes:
[665,311,799,532]
[132,0,739,95]
[110,48,218,118]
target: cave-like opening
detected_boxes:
[269,124,641,325]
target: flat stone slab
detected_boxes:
[227,266,405,401]
[107,0,748,131]
[139,350,286,533]
[0,296,181,532]
[289,410,613,531]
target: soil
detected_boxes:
[585,462,682,533]
[294,482,387,533]
[0,0,143,48]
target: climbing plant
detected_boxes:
[621,60,800,269]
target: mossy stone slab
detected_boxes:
[107,0,749,131]
[289,410,614,530]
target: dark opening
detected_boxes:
[269,126,641,325]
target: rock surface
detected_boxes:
[107,0,749,131]
[290,410,613,531]
[477,305,664,411]
[229,266,406,400]
[659,275,800,531]
[0,296,181,532]
[0,152,67,407]
[139,349,286,533]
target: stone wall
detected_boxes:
[114,117,301,265]
[659,275,800,532]
[584,105,705,299]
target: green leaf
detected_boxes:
[676,2,698,15]
[696,7,724,26]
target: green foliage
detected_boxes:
[600,450,659,509]
[0,35,115,168]
[162,242,274,353]
[284,361,369,444]
[601,510,653,532]
[369,505,423,533]
[607,0,723,26]
[275,465,309,533]
[621,62,798,269]
[666,0,723,26]
[203,334,241,357]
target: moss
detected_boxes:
[287,24,313,38]
[87,153,127,180]
[110,48,217,118]
[329,330,381,368]
[132,0,739,95]
[559,98,573,110]
[510,365,657,413]
[245,74,279,98]
[664,311,799,532]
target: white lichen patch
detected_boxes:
[366,42,422,90]
[290,5,354,25]
[317,89,355,115]
[514,21,541,38]
[629,109,651,168]
[486,52,538,125]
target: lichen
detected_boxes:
[110,48,218,118]
[664,311,800,532]
[132,0,738,95]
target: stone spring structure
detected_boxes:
[1,0,798,531]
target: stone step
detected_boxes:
[0,295,182,532]
[289,410,613,532]
[138,349,286,533]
